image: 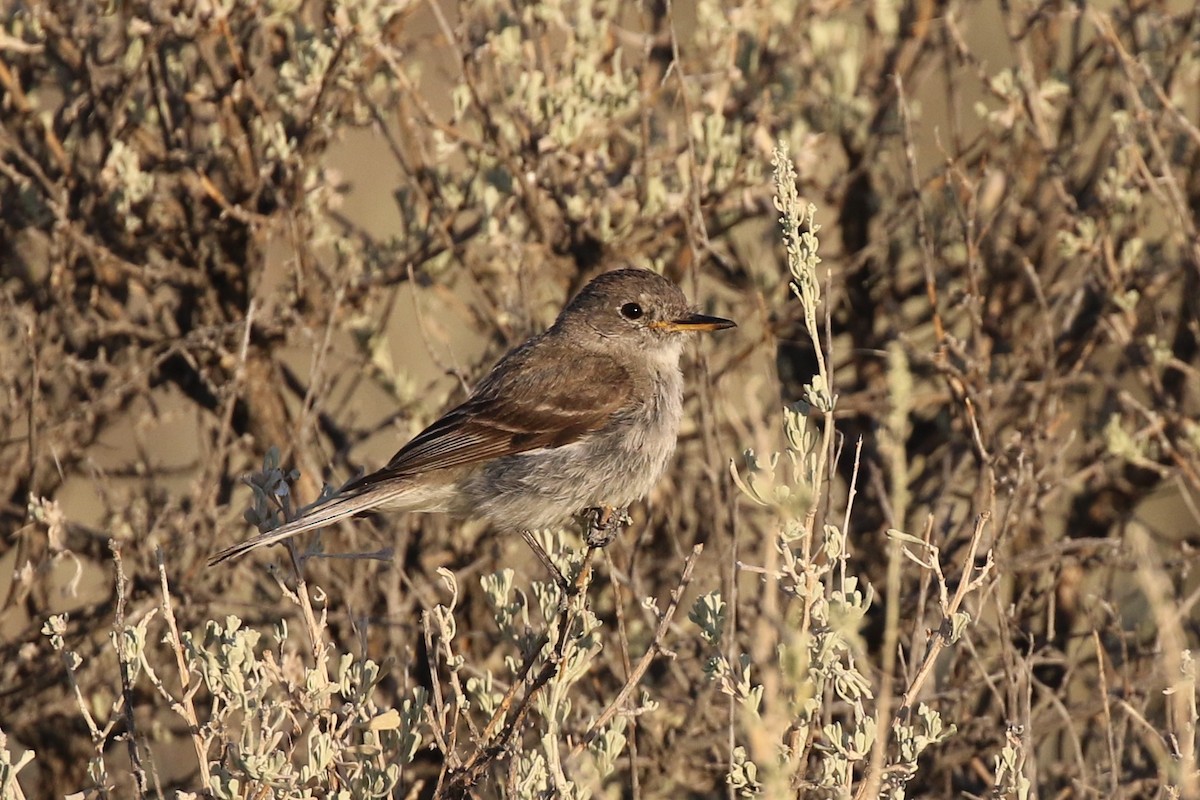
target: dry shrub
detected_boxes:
[2,1,1198,798]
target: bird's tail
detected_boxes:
[208,488,386,566]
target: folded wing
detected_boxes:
[347,340,632,488]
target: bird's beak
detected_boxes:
[654,313,737,333]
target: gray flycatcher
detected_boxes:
[208,268,735,565]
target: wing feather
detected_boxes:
[346,338,631,491]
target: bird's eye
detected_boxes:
[620,302,644,320]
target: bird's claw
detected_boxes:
[582,505,631,548]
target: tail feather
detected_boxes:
[208,489,385,566]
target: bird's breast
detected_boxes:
[600,364,684,502]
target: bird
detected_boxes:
[208,268,735,565]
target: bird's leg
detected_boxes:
[520,530,571,595]
[568,506,630,598]
[521,509,629,602]
[582,505,631,548]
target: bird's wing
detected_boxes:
[345,341,632,491]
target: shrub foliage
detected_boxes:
[2,1,1199,798]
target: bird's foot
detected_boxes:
[582,505,631,548]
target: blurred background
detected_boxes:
[1,0,1198,797]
